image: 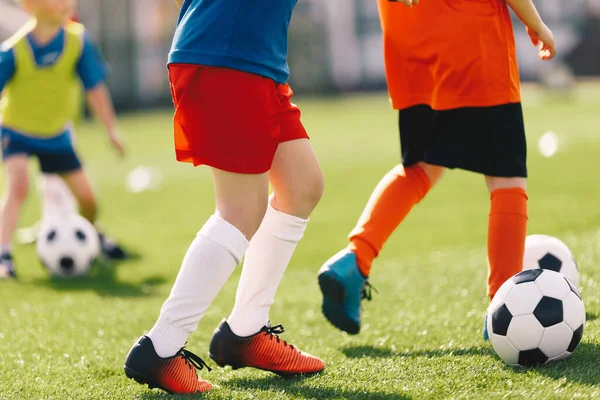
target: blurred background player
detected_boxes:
[318,0,556,339]
[0,0,127,279]
[12,9,128,259]
[123,0,326,394]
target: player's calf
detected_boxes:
[61,169,97,223]
[485,177,528,341]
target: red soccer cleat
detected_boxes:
[124,336,212,394]
[209,320,324,376]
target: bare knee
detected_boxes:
[217,200,267,240]
[485,176,527,192]
[271,169,324,219]
[296,169,325,212]
[415,162,446,186]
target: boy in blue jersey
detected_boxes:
[0,0,127,279]
[124,0,325,394]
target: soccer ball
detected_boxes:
[36,214,100,278]
[487,269,585,367]
[523,234,579,288]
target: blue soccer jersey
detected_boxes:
[168,0,298,84]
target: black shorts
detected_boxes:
[1,128,82,174]
[399,103,527,177]
[34,152,82,174]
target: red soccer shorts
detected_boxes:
[168,64,309,174]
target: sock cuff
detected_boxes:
[198,215,249,264]
[260,203,308,242]
[490,187,528,216]
[404,165,432,201]
[228,305,268,337]
[147,315,191,357]
[490,187,528,198]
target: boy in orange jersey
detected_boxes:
[318,0,555,340]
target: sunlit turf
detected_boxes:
[1,84,600,399]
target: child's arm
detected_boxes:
[505,0,555,60]
[0,47,16,94]
[86,84,125,156]
[76,30,125,156]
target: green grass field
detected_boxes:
[1,84,600,399]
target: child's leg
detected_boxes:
[60,169,97,223]
[147,169,266,357]
[0,155,30,255]
[60,169,129,260]
[127,68,322,394]
[486,177,528,299]
[348,162,443,277]
[318,163,440,335]
[39,173,78,218]
[15,173,79,245]
[207,84,324,376]
[228,138,324,336]
[318,106,445,334]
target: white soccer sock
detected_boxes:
[228,204,308,337]
[39,174,78,218]
[148,215,248,357]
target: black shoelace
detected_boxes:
[179,349,212,372]
[263,324,295,350]
[361,280,378,301]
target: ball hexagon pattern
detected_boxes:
[487,269,585,367]
[539,322,576,359]
[523,234,580,288]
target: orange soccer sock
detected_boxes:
[487,187,528,299]
[348,165,431,277]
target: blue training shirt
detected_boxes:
[0,27,109,94]
[169,0,298,85]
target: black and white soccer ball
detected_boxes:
[523,234,580,288]
[487,269,585,367]
[36,214,100,278]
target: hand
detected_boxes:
[108,130,126,157]
[527,24,556,61]
[389,0,419,8]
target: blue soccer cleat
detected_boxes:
[318,250,375,335]
[483,313,489,341]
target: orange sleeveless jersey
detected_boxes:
[378,0,521,110]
